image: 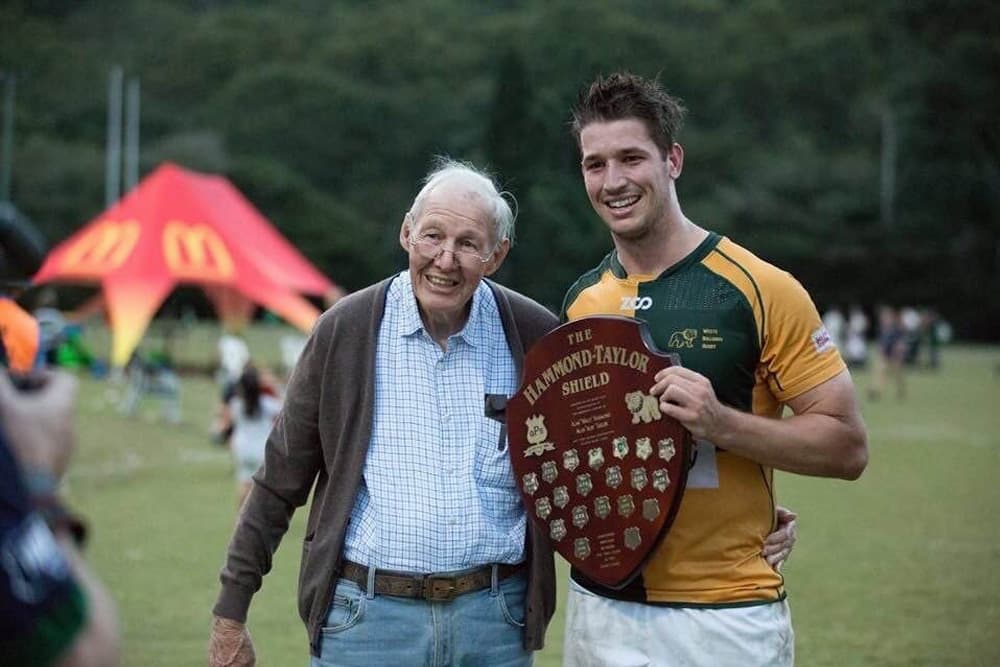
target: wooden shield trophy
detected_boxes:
[507,316,692,589]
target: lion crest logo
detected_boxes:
[625,391,662,424]
[523,414,555,457]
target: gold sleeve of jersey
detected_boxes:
[759,267,845,401]
[707,237,845,403]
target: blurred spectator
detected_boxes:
[0,369,120,666]
[900,306,922,366]
[118,337,182,425]
[216,331,249,393]
[919,308,951,370]
[32,287,69,367]
[843,304,870,369]
[870,305,906,401]
[216,366,282,509]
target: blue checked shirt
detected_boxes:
[342,272,525,572]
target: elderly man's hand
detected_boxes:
[208,616,255,667]
[762,506,798,571]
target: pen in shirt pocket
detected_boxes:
[484,393,508,451]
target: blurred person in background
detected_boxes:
[216,330,250,393]
[899,305,922,366]
[32,287,69,368]
[870,305,906,401]
[919,308,947,370]
[843,304,870,369]
[0,369,120,666]
[211,329,251,444]
[215,365,283,509]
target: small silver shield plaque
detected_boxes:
[535,497,552,520]
[658,438,676,461]
[635,437,653,460]
[588,447,605,470]
[612,436,629,460]
[541,460,558,484]
[594,495,611,519]
[630,467,648,491]
[563,448,580,472]
[550,518,567,542]
[642,498,660,521]
[617,494,635,518]
[652,468,670,492]
[522,473,539,496]
[623,526,642,550]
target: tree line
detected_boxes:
[2,0,997,339]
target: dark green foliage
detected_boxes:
[2,0,996,338]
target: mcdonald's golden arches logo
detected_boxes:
[61,220,141,271]
[162,221,235,279]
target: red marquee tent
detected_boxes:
[33,162,338,367]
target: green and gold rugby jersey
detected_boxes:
[560,232,844,606]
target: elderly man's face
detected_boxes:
[399,181,509,338]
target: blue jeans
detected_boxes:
[311,568,531,666]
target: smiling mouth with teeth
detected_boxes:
[607,195,640,209]
[426,275,457,287]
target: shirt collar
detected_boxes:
[393,271,487,348]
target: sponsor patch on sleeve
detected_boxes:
[811,326,834,354]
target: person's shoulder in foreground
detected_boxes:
[0,370,120,666]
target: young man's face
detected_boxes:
[579,118,681,242]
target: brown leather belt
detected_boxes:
[339,560,524,602]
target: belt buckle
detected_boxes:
[422,574,459,602]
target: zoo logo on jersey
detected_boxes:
[620,296,653,311]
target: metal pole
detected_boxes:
[0,74,15,202]
[880,104,897,228]
[105,65,124,207]
[124,76,140,192]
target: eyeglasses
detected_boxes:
[408,233,497,265]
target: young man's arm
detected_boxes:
[651,368,868,479]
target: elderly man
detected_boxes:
[209,158,559,666]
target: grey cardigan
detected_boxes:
[213,276,559,657]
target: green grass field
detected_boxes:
[63,324,999,666]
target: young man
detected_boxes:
[560,72,868,666]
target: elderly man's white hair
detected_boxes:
[407,157,516,244]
